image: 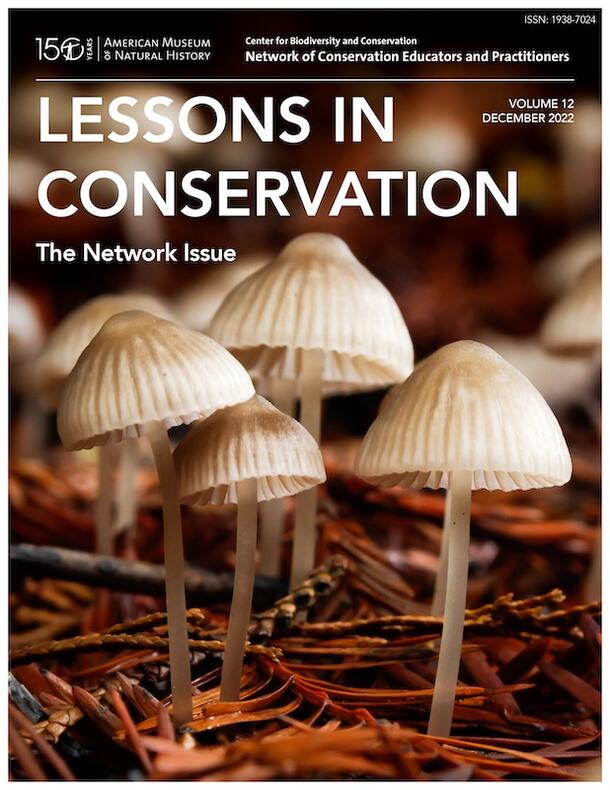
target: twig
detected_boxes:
[10,633,281,667]
[11,542,284,605]
[297,591,600,641]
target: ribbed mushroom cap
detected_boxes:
[57,311,255,451]
[208,233,413,393]
[378,383,402,415]
[355,340,572,492]
[174,395,326,505]
[34,293,174,410]
[541,259,601,355]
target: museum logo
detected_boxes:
[35,36,94,62]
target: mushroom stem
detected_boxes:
[427,470,472,737]
[220,477,259,701]
[94,443,114,556]
[431,487,452,616]
[114,438,139,540]
[290,349,324,588]
[146,421,192,727]
[258,379,295,578]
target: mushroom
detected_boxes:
[209,233,413,586]
[34,293,173,555]
[173,395,325,700]
[355,340,572,736]
[57,310,255,725]
[541,258,601,357]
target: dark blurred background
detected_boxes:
[9,8,601,435]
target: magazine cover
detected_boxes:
[7,3,602,782]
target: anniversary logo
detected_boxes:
[7,4,602,784]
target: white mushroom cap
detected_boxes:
[378,383,402,415]
[208,233,414,394]
[174,395,326,505]
[541,259,601,356]
[58,310,255,450]
[172,256,269,333]
[355,340,572,492]
[34,293,174,410]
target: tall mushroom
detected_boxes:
[355,340,572,737]
[34,293,173,555]
[173,395,325,700]
[57,310,254,726]
[209,233,413,586]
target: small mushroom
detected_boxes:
[209,233,413,586]
[541,258,601,357]
[57,310,255,725]
[34,293,174,556]
[355,340,572,737]
[173,395,325,700]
